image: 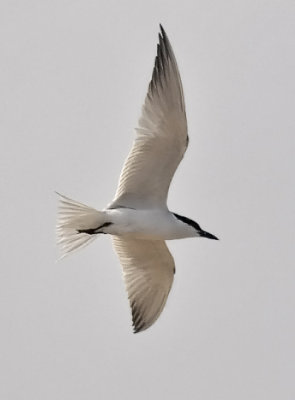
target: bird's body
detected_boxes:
[56,25,218,333]
[80,208,200,240]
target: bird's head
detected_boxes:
[173,213,219,240]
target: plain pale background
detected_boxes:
[1,1,294,399]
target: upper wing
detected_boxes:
[112,236,175,333]
[109,25,188,210]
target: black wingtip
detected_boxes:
[133,323,144,334]
[159,23,166,36]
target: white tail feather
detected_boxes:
[56,192,106,258]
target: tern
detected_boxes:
[56,25,218,333]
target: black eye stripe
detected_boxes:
[173,213,201,231]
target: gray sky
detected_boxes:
[1,1,294,399]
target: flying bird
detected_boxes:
[56,25,218,333]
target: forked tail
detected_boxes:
[56,192,106,258]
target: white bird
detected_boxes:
[56,25,218,333]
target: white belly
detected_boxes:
[105,208,194,240]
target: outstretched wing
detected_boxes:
[112,236,175,333]
[109,25,188,210]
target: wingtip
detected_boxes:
[133,323,145,334]
[159,23,166,36]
